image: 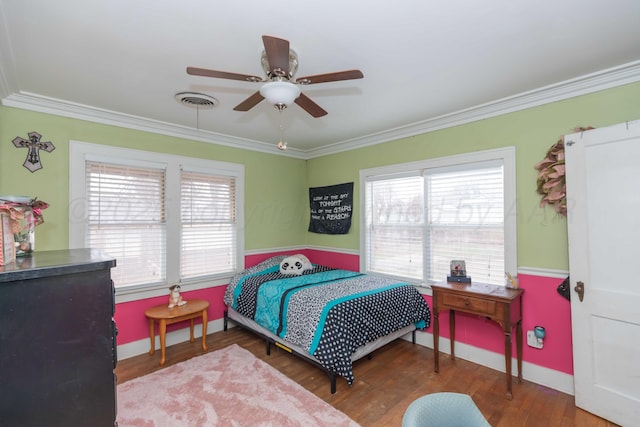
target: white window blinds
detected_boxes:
[180,170,237,278]
[86,161,167,287]
[365,174,424,281]
[425,164,504,284]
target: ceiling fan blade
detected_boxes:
[295,93,327,118]
[296,69,364,85]
[233,91,265,111]
[187,67,263,82]
[262,35,290,77]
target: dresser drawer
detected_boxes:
[442,293,496,315]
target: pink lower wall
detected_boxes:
[115,287,227,345]
[114,250,573,376]
[242,248,360,271]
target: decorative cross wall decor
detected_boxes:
[12,131,56,173]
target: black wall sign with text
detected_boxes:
[308,182,353,234]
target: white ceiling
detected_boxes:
[1,1,640,158]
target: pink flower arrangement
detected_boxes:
[0,197,48,232]
[0,197,49,255]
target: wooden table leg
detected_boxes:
[505,331,513,400]
[148,319,155,355]
[516,320,523,381]
[189,318,195,343]
[201,309,208,351]
[433,308,440,372]
[159,319,167,366]
[449,309,456,361]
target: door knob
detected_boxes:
[574,281,585,302]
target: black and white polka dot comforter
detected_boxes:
[224,256,431,385]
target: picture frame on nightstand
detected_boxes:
[448,259,471,283]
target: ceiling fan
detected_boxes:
[186,35,364,118]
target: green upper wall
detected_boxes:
[2,81,639,270]
[306,82,640,271]
[0,106,309,251]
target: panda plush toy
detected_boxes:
[279,254,313,275]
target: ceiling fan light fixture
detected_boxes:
[259,81,301,110]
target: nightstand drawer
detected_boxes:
[442,293,496,315]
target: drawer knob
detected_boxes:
[464,299,470,306]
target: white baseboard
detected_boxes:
[517,266,569,279]
[406,332,574,395]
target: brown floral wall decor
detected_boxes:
[534,127,594,216]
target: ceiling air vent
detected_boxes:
[175,92,218,108]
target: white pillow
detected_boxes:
[279,254,313,275]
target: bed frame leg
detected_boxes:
[412,329,416,344]
[266,340,271,356]
[329,373,336,394]
[223,310,228,331]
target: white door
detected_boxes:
[564,120,640,427]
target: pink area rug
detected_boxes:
[117,344,360,427]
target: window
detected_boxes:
[86,161,167,287]
[70,141,244,295]
[180,170,236,278]
[425,163,505,283]
[361,148,516,287]
[365,173,424,281]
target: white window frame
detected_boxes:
[69,140,245,302]
[359,147,517,291]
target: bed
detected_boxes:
[223,255,431,393]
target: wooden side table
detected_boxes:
[431,281,524,400]
[144,299,209,366]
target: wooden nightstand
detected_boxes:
[431,281,524,400]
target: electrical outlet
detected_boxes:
[527,330,543,349]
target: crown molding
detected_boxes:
[0,92,309,159]
[2,61,639,160]
[305,60,640,158]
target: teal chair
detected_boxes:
[402,392,491,427]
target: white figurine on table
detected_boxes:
[168,284,187,308]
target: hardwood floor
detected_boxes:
[115,327,618,426]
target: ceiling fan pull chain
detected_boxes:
[278,112,287,151]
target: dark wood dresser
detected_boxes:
[0,249,117,426]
